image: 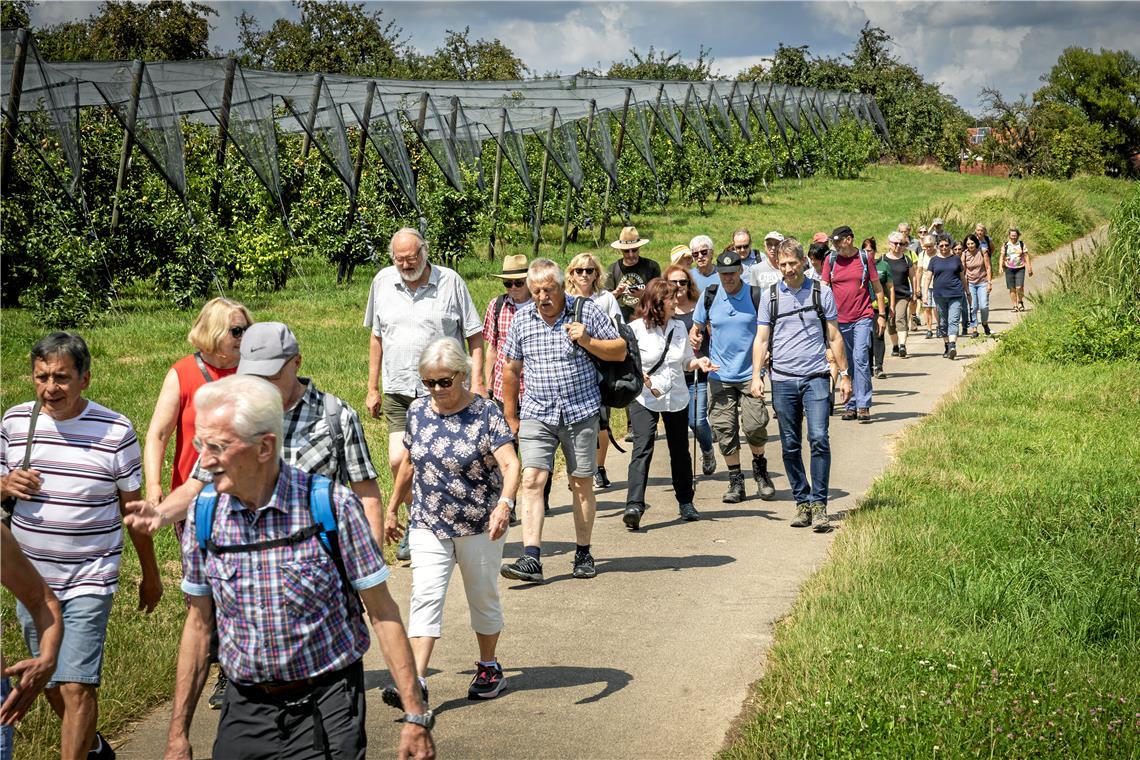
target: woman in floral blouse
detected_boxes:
[385,337,520,704]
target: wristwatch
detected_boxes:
[497,496,515,509]
[838,369,850,379]
[403,710,435,730]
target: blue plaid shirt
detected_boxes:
[501,296,619,426]
[181,463,389,685]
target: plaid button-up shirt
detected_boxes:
[181,463,389,685]
[483,296,525,402]
[501,296,619,426]
[193,379,377,486]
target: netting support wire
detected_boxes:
[561,99,595,255]
[209,56,237,215]
[488,108,506,262]
[599,87,632,246]
[337,80,374,285]
[0,28,29,194]
[532,106,557,255]
[109,59,144,235]
[299,73,323,159]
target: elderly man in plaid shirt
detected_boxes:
[497,259,627,584]
[164,375,434,760]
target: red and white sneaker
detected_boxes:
[468,661,507,699]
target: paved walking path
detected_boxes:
[115,231,1098,759]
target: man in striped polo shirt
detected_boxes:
[1,332,162,760]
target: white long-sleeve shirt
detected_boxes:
[628,318,694,413]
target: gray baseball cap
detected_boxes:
[237,322,299,376]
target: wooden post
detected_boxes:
[336,80,375,284]
[416,92,429,135]
[0,28,30,194]
[560,100,594,254]
[488,109,506,261]
[299,73,323,159]
[109,59,145,235]
[599,87,632,245]
[532,107,557,255]
[209,56,237,215]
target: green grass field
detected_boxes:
[0,165,1131,758]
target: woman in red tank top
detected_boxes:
[143,298,253,505]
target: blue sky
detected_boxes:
[28,1,1140,115]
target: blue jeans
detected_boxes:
[771,376,832,504]
[0,678,11,760]
[838,317,873,411]
[968,282,990,328]
[687,379,714,453]
[935,296,963,342]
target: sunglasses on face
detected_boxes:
[691,249,710,257]
[503,279,526,289]
[572,268,596,275]
[733,244,750,251]
[422,373,458,389]
[668,279,690,287]
[229,325,247,339]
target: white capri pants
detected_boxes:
[407,528,506,638]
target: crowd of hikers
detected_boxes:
[0,220,1031,760]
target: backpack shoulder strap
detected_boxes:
[824,251,837,282]
[193,352,214,384]
[766,283,780,363]
[194,484,220,551]
[703,284,719,314]
[307,473,362,614]
[19,399,43,471]
[750,285,761,312]
[812,279,829,345]
[321,390,346,484]
[573,294,584,323]
[492,294,507,345]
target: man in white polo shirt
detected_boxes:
[1,332,161,760]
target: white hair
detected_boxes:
[689,234,713,252]
[194,375,284,456]
[527,258,563,289]
[418,337,471,377]
[389,227,428,259]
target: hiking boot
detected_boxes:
[622,505,643,531]
[208,671,228,710]
[925,329,933,339]
[395,532,411,562]
[572,551,597,579]
[890,345,899,357]
[875,369,887,379]
[983,323,992,336]
[500,555,544,583]
[790,502,813,528]
[722,470,746,503]
[701,449,717,476]
[753,456,776,501]
[970,330,979,339]
[679,502,701,521]
[468,661,507,700]
[382,679,429,711]
[942,345,950,358]
[841,409,858,421]
[898,345,907,358]
[857,408,871,423]
[947,342,957,360]
[911,315,921,328]
[811,503,832,533]
[593,467,611,491]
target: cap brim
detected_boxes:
[717,265,743,273]
[238,356,290,376]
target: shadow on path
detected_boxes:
[432,665,633,714]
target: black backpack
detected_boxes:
[572,296,643,408]
[703,283,762,314]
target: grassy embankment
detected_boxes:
[722,181,1139,758]
[0,165,1129,758]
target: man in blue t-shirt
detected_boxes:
[751,238,852,533]
[690,250,774,504]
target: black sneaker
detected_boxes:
[970,330,979,339]
[942,345,950,358]
[468,661,507,699]
[983,323,992,336]
[396,532,411,562]
[679,502,700,521]
[593,467,611,490]
[500,555,544,583]
[89,732,115,760]
[622,505,643,530]
[898,345,907,358]
[948,343,957,360]
[875,369,887,379]
[925,330,933,339]
[381,679,429,711]
[911,315,921,328]
[572,551,597,579]
[790,502,813,528]
[890,345,899,356]
[208,671,228,710]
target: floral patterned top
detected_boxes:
[403,395,515,538]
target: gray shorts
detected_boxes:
[519,415,599,478]
[1005,267,1026,289]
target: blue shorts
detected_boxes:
[17,593,114,688]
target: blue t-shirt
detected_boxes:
[928,254,965,299]
[757,279,838,381]
[690,267,719,298]
[693,282,758,383]
[403,395,515,539]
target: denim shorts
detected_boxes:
[17,593,114,687]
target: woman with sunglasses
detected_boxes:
[664,264,716,477]
[623,279,718,529]
[385,337,520,702]
[143,297,253,515]
[566,252,622,490]
[924,238,968,359]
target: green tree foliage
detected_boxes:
[603,46,715,81]
[35,1,215,61]
[0,0,31,28]
[413,27,528,81]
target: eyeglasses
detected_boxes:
[733,244,750,251]
[691,248,710,257]
[503,279,526,288]
[193,436,241,457]
[422,372,458,390]
[229,325,247,339]
[572,268,596,275]
[668,279,690,287]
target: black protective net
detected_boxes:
[650,90,683,147]
[625,104,656,177]
[705,86,734,147]
[365,94,419,212]
[539,109,583,191]
[448,97,485,191]
[494,109,532,196]
[730,88,752,142]
[411,93,463,192]
[22,36,84,202]
[683,86,715,153]
[798,92,823,143]
[750,92,772,139]
[286,77,355,194]
[582,107,618,187]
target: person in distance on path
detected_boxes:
[962,233,993,338]
[884,231,917,359]
[499,259,626,584]
[604,226,660,323]
[1000,227,1033,312]
[751,238,851,531]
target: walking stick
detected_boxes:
[691,372,699,490]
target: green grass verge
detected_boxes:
[0,166,1121,759]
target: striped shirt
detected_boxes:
[363,264,482,396]
[2,400,142,600]
[501,296,619,426]
[181,463,389,685]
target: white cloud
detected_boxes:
[714,55,773,78]
[496,4,636,74]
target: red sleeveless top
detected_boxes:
[170,353,237,490]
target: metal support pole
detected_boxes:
[300,73,323,159]
[209,56,237,215]
[0,28,30,194]
[336,80,375,284]
[532,107,557,255]
[416,92,429,135]
[109,59,145,235]
[488,109,505,261]
[599,87,632,245]
[560,101,594,254]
